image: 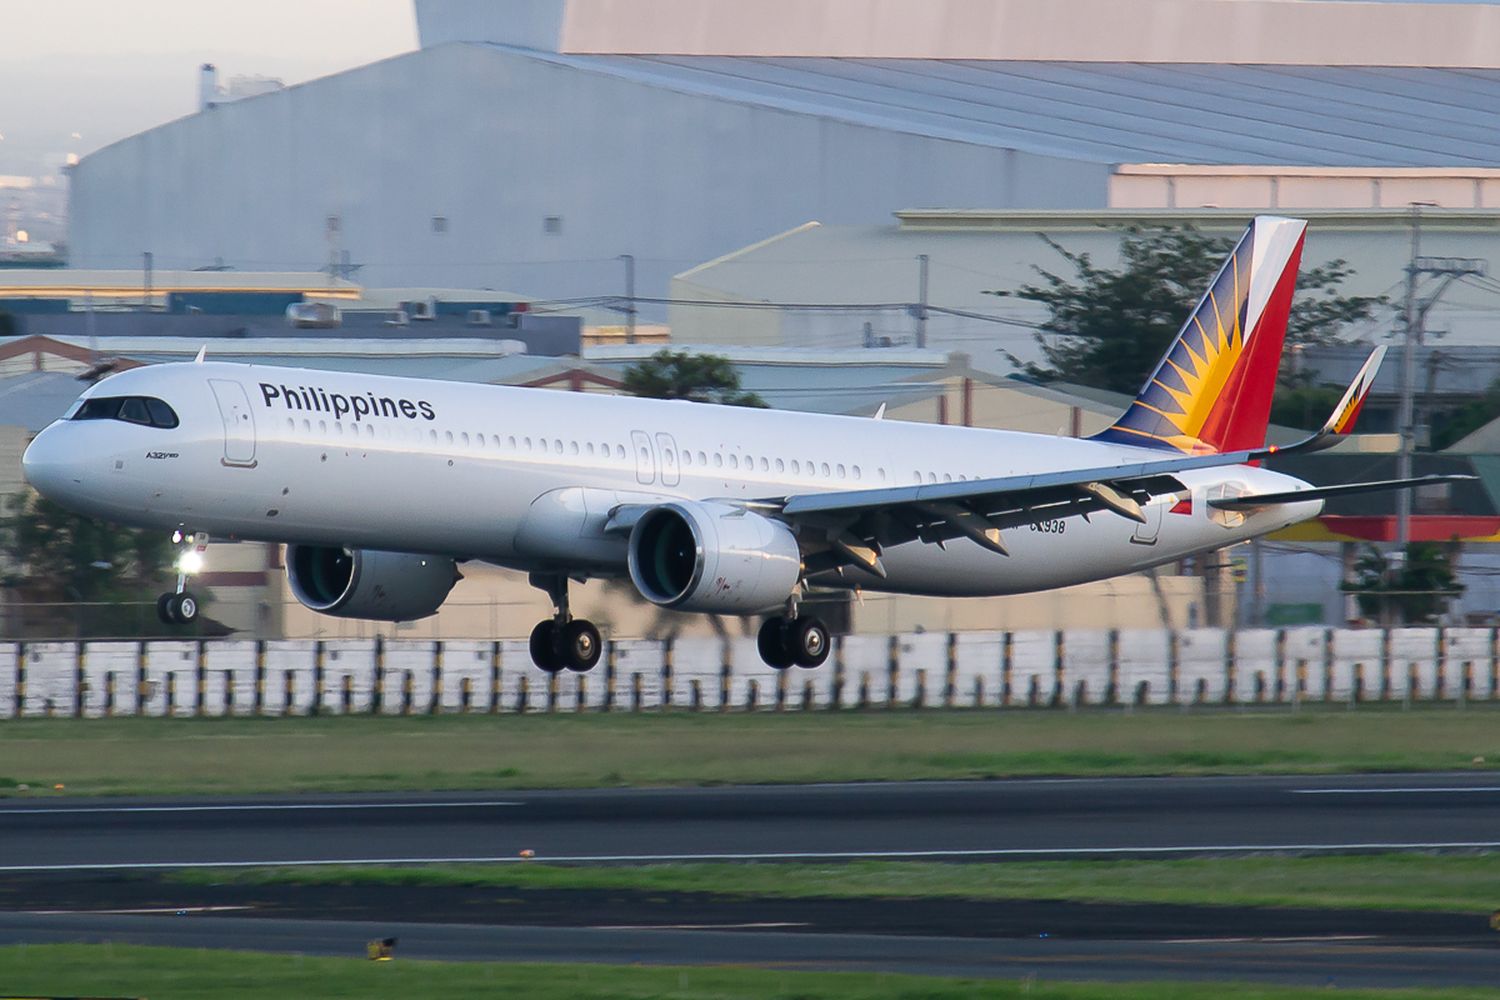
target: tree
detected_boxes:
[0,311,14,337]
[622,350,768,408]
[0,491,177,636]
[989,225,1386,395]
[1344,542,1463,625]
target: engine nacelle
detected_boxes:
[286,545,458,622]
[628,501,801,615]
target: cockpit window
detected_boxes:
[119,398,152,426]
[71,396,179,429]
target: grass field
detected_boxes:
[0,707,1496,797]
[174,853,1500,913]
[2,945,1498,1000]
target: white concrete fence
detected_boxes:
[0,627,1496,719]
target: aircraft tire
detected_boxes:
[529,620,563,673]
[169,592,199,626]
[789,617,830,669]
[757,617,795,670]
[561,619,602,672]
[156,593,175,625]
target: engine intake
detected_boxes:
[628,501,801,615]
[287,545,457,621]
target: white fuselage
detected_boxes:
[22,362,1323,598]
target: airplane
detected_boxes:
[21,216,1469,673]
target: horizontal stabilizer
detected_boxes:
[1207,474,1476,511]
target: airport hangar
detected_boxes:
[65,0,1500,311]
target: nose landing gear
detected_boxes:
[157,529,205,626]
[527,573,603,673]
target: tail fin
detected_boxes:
[1092,215,1307,454]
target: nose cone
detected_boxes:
[22,425,72,504]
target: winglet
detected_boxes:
[1258,346,1385,458]
[194,345,207,364]
[873,403,886,421]
[1321,344,1385,437]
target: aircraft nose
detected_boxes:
[22,426,73,502]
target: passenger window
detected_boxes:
[943,473,952,483]
[587,442,596,456]
[852,466,861,480]
[555,440,564,455]
[791,460,800,475]
[728,455,738,470]
[775,458,784,473]
[616,444,626,459]
[836,464,845,479]
[507,436,516,449]
[461,432,470,447]
[714,453,723,468]
[821,462,831,477]
[681,450,691,466]
[759,457,769,472]
[570,441,579,455]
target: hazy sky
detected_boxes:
[2,0,417,175]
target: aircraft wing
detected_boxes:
[772,346,1400,578]
[774,450,1257,577]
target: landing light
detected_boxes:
[177,551,204,575]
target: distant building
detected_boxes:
[69,0,1500,308]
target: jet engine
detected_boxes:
[627,501,801,614]
[286,545,458,621]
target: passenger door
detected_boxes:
[209,379,257,467]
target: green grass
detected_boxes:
[172,853,1500,914]
[1,944,1498,1000]
[0,708,1497,797]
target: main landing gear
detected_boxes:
[157,529,205,626]
[758,601,830,670]
[527,574,602,673]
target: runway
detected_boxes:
[2,773,1499,988]
[2,772,1500,869]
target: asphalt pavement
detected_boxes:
[2,772,1500,869]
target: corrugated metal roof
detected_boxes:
[508,46,1500,166]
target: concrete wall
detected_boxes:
[69,44,1102,304]
[3,626,1490,717]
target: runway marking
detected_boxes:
[588,922,810,931]
[1161,934,1381,944]
[24,905,253,916]
[5,840,1500,872]
[1292,787,1500,795]
[0,801,524,815]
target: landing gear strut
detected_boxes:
[157,529,205,626]
[758,598,830,670]
[527,574,602,673]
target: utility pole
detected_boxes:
[1395,203,1486,551]
[915,254,930,350]
[619,253,636,345]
